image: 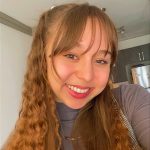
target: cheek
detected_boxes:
[54,60,74,81]
[94,68,110,85]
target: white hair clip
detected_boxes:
[50,5,55,10]
[100,8,106,12]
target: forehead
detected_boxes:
[46,16,110,57]
[77,18,109,54]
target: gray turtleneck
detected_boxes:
[56,84,150,150]
[56,102,80,150]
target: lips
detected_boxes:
[65,84,93,99]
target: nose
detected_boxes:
[76,61,94,82]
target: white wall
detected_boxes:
[0,23,32,147]
[0,23,2,147]
[118,34,150,50]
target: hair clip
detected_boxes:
[100,8,106,12]
[50,5,55,10]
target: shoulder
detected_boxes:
[112,83,149,97]
[112,84,150,149]
[112,83,150,122]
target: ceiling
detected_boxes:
[1,0,150,41]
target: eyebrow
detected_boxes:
[75,42,112,56]
[97,50,112,56]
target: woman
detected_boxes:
[2,3,150,150]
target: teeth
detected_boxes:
[67,85,89,94]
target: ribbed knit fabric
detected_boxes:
[56,84,150,150]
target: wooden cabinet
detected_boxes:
[111,43,150,83]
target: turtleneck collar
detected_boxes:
[56,102,80,122]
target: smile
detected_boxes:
[67,84,90,94]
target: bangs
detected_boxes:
[50,3,118,66]
[96,12,118,63]
[51,4,88,56]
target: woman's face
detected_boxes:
[46,19,111,109]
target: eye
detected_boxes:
[96,59,109,64]
[64,54,78,60]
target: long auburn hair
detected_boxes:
[2,3,134,150]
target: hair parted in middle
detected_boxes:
[3,3,135,150]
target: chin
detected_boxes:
[65,101,88,109]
